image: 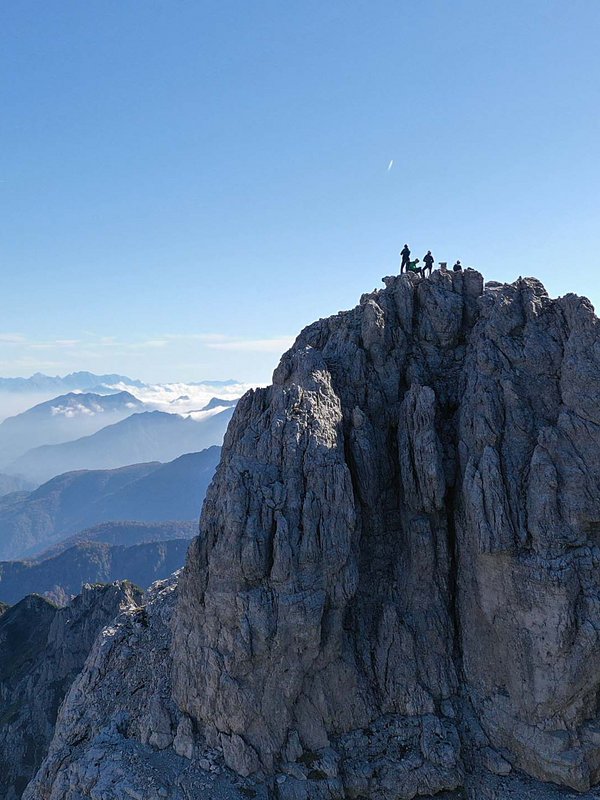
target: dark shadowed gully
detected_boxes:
[23,272,600,799]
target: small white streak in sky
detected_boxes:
[387,160,394,171]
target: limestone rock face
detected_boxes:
[172,271,600,794]
[25,271,600,799]
[24,574,259,800]
[0,581,140,799]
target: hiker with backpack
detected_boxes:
[423,251,434,277]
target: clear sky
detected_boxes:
[1,1,599,383]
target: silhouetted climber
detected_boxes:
[423,251,434,277]
[453,260,462,272]
[400,244,411,273]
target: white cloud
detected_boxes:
[0,333,27,343]
[163,333,228,342]
[29,339,80,350]
[106,380,259,414]
[51,402,99,418]
[206,336,295,353]
[129,339,169,350]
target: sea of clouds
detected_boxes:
[108,380,257,415]
[0,381,259,423]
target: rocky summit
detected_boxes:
[21,270,600,799]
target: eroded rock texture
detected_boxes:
[24,574,265,800]
[25,271,600,799]
[173,271,600,795]
[0,581,140,799]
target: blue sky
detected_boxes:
[1,1,599,383]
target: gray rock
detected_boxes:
[0,581,141,799]
[482,747,512,776]
[23,272,600,799]
[221,732,262,777]
[173,716,195,760]
[173,272,600,794]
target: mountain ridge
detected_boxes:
[6,408,232,483]
[0,447,220,559]
[0,582,141,798]
[23,271,600,799]
[0,537,191,605]
[0,371,144,392]
[0,390,145,466]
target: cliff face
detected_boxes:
[25,271,600,799]
[173,270,600,794]
[0,581,140,799]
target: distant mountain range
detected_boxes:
[39,519,197,558]
[0,371,144,393]
[0,537,191,606]
[0,447,220,560]
[198,397,238,411]
[6,407,233,484]
[0,390,145,467]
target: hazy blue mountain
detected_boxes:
[7,408,233,484]
[0,446,220,560]
[0,538,191,606]
[39,520,197,559]
[200,397,238,411]
[0,371,143,393]
[0,473,34,497]
[0,390,144,467]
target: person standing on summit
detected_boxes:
[423,250,434,276]
[400,244,411,273]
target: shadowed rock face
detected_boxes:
[173,270,600,793]
[0,582,141,799]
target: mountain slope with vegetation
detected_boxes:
[0,538,190,605]
[0,447,220,559]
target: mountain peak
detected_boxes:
[174,269,600,792]
[23,271,600,798]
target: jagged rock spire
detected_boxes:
[173,270,600,792]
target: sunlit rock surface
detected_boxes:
[26,272,600,799]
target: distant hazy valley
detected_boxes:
[0,371,247,483]
[0,371,244,607]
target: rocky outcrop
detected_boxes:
[24,271,600,799]
[24,574,260,800]
[0,581,140,799]
[172,271,600,794]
